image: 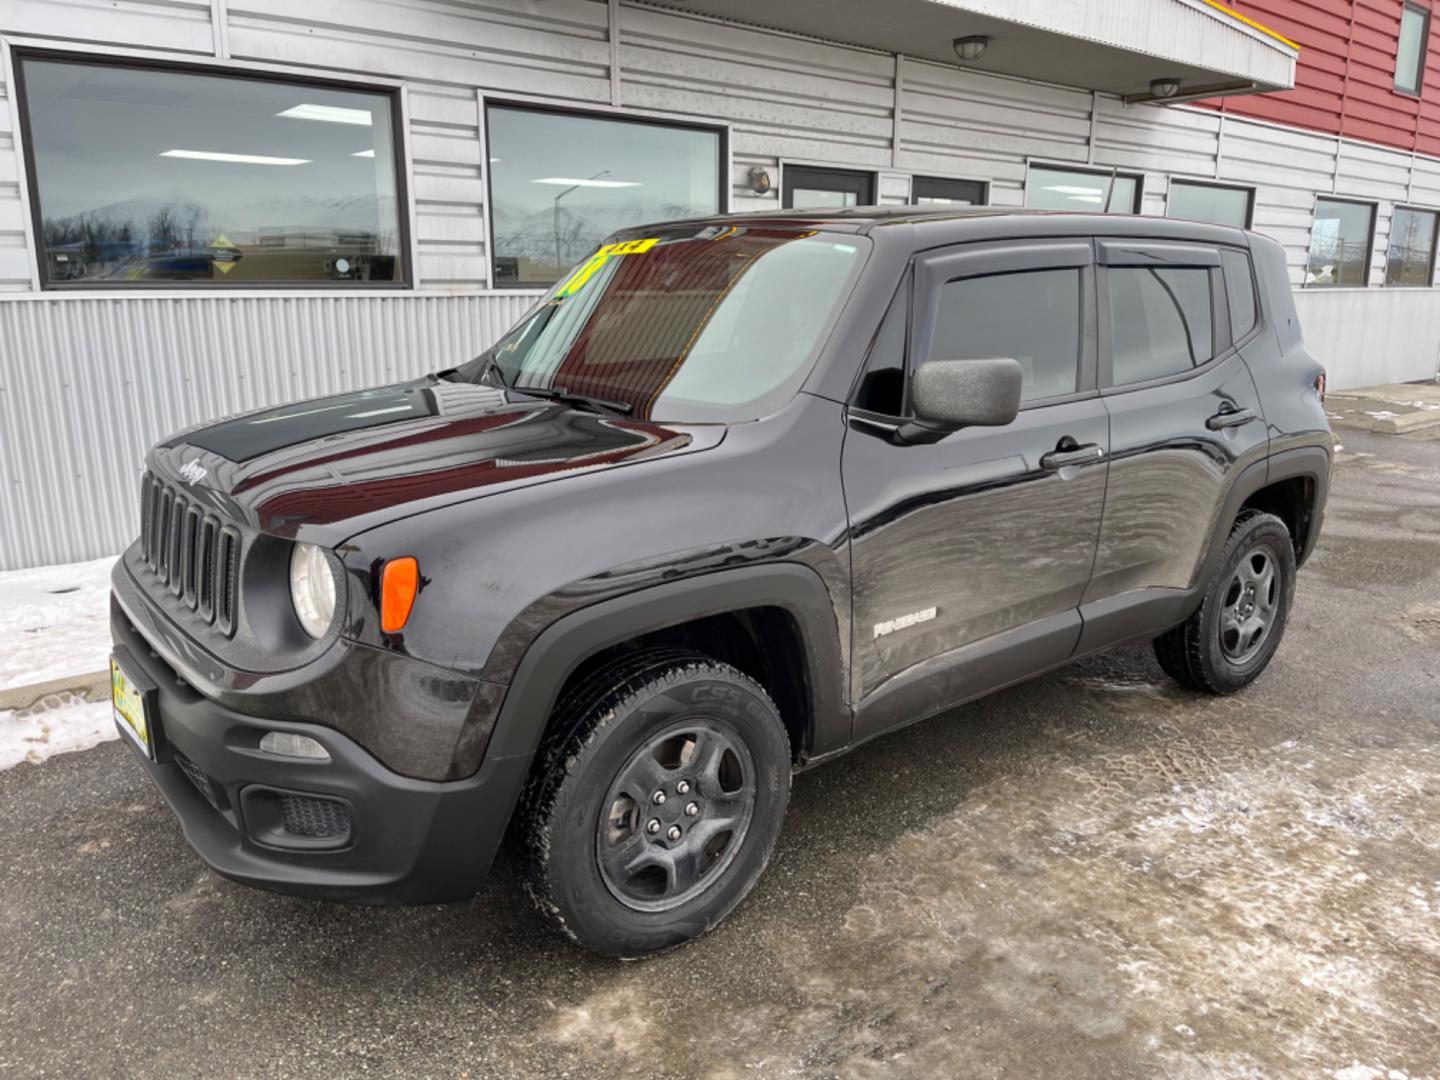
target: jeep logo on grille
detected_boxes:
[179,460,208,486]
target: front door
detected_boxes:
[842,240,1109,738]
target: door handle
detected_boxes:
[1206,406,1257,430]
[1040,441,1105,470]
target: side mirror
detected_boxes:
[898,357,1023,444]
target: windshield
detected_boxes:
[456,225,867,421]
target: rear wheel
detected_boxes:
[1154,510,1296,694]
[519,650,790,957]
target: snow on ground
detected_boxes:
[0,556,116,690]
[0,693,115,770]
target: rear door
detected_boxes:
[1077,238,1270,647]
[842,239,1109,735]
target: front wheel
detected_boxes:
[1154,510,1297,694]
[519,650,791,957]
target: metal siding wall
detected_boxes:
[0,0,1439,571]
[0,293,541,569]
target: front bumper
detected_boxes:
[111,593,521,905]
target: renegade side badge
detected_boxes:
[874,607,937,638]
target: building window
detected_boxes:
[782,166,875,209]
[1025,165,1141,213]
[1396,3,1430,95]
[1385,206,1438,286]
[17,54,406,288]
[486,104,722,288]
[911,177,986,205]
[1167,180,1253,229]
[1306,198,1375,286]
[1108,267,1215,385]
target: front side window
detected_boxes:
[487,105,722,288]
[1026,165,1140,213]
[18,55,404,287]
[1397,3,1430,94]
[1168,180,1253,228]
[1108,267,1215,385]
[455,225,866,422]
[1307,199,1375,286]
[1385,206,1438,286]
[929,269,1082,401]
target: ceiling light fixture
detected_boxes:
[352,148,376,158]
[532,177,642,188]
[276,103,374,126]
[1150,77,1182,98]
[953,35,990,62]
[160,149,310,165]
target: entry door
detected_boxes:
[1078,239,1270,647]
[783,165,875,209]
[842,240,1109,733]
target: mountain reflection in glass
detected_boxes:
[20,57,403,286]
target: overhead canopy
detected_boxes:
[653,0,1298,100]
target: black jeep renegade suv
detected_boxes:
[110,207,1331,956]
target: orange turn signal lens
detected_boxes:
[380,557,419,633]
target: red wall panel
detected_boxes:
[1198,0,1435,155]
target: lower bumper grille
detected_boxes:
[174,753,222,811]
[279,793,351,839]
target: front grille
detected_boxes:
[278,794,351,839]
[174,752,222,811]
[139,471,239,635]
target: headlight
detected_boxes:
[289,542,338,639]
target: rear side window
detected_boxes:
[1221,249,1258,340]
[1108,267,1214,385]
[930,269,1081,401]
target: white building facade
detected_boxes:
[0,0,1434,569]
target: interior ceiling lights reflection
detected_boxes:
[531,177,643,188]
[160,149,311,166]
[1043,185,1105,196]
[352,149,376,158]
[276,103,374,125]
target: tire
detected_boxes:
[519,649,791,957]
[1154,510,1297,694]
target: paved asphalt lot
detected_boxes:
[2,426,1438,1080]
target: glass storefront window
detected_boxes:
[1385,206,1438,286]
[486,105,722,287]
[1167,180,1253,228]
[18,55,405,287]
[1025,165,1140,213]
[1307,199,1375,287]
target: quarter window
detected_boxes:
[1385,206,1438,286]
[1220,250,1258,340]
[486,105,723,288]
[930,269,1081,401]
[1167,180,1253,229]
[1026,165,1141,213]
[1108,267,1215,385]
[18,54,405,288]
[1397,3,1430,95]
[1307,199,1375,287]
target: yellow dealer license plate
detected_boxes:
[111,656,154,759]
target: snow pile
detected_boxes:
[0,693,115,770]
[0,557,116,690]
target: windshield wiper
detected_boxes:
[517,385,633,416]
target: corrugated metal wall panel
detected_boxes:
[0,292,541,569]
[1294,287,1440,388]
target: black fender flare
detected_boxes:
[1199,444,1330,588]
[461,562,850,865]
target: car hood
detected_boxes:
[148,379,718,545]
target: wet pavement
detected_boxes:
[2,427,1438,1079]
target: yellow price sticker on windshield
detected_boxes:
[556,237,660,297]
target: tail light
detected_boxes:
[1315,371,1326,402]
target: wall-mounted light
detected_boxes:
[747,165,772,195]
[1150,77,1182,98]
[952,35,990,62]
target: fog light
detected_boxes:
[259,732,330,761]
